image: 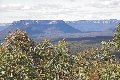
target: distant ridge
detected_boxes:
[0,19,119,40]
[66,19,120,32]
[0,20,80,39]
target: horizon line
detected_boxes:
[0,19,119,23]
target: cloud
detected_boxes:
[90,0,120,8]
[0,0,120,23]
[0,4,32,11]
[69,0,74,1]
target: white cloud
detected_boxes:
[21,5,31,10]
[0,0,120,23]
[90,0,120,8]
[0,4,32,11]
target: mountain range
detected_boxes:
[0,19,120,40]
[65,19,120,32]
[0,23,10,31]
[0,20,80,40]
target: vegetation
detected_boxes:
[0,24,120,80]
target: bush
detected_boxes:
[0,30,37,79]
[0,23,120,79]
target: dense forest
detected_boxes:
[0,23,120,80]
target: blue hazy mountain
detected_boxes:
[0,19,120,40]
[0,23,10,31]
[0,20,80,39]
[65,19,120,32]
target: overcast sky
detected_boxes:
[0,0,120,23]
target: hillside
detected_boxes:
[0,23,10,31]
[0,25,120,79]
[1,19,119,40]
[66,19,120,32]
[0,20,80,39]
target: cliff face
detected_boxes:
[0,20,80,39]
[66,19,120,32]
[1,19,119,40]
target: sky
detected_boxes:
[0,0,120,23]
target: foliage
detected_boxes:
[0,23,120,79]
[33,39,73,79]
[0,30,37,79]
[113,23,120,49]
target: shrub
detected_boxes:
[0,29,37,79]
[0,23,120,79]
